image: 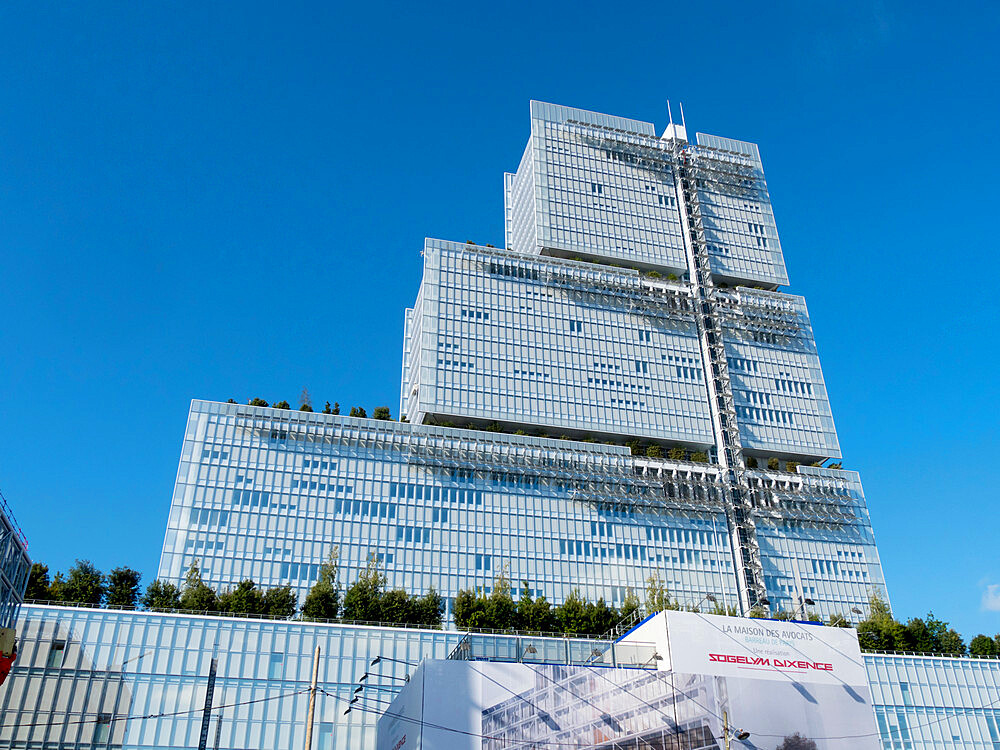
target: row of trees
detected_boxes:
[24,552,443,628]
[452,572,737,636]
[236,389,395,420]
[628,443,709,463]
[23,561,1000,655]
[856,594,999,656]
[26,560,298,618]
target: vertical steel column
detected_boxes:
[669,141,766,615]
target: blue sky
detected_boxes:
[2,1,998,638]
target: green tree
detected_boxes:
[322,401,332,414]
[341,557,385,622]
[249,398,269,407]
[25,563,51,600]
[48,572,67,602]
[645,444,663,459]
[745,456,758,469]
[586,598,618,635]
[106,567,142,609]
[689,451,708,463]
[667,446,687,461]
[348,406,367,418]
[179,559,217,612]
[332,402,340,415]
[218,580,265,615]
[970,634,1000,657]
[302,547,341,621]
[372,406,392,420]
[785,460,799,473]
[62,560,105,606]
[517,584,555,633]
[484,571,516,631]
[453,588,482,629]
[618,588,642,625]
[263,585,297,619]
[413,587,444,628]
[627,440,643,456]
[380,589,416,626]
[857,593,909,652]
[141,580,182,611]
[939,627,966,655]
[273,400,291,409]
[554,589,589,635]
[903,613,964,654]
[767,457,780,470]
[644,572,678,615]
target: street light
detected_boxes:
[692,593,718,612]
[792,597,816,620]
[370,656,418,667]
[721,709,752,747]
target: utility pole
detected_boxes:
[303,645,320,750]
[198,658,218,750]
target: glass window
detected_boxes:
[94,714,112,743]
[268,652,284,680]
[318,722,335,750]
[46,641,66,669]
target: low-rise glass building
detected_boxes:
[1,605,997,750]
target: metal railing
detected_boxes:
[448,633,659,668]
[862,649,1000,661]
[20,600,615,639]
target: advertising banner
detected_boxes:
[377,614,880,750]
[663,609,869,686]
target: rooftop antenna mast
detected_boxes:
[667,100,673,126]
[679,101,687,129]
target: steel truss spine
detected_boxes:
[674,143,767,615]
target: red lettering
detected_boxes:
[708,653,833,673]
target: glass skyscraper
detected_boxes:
[157,101,886,621]
[0,99,992,750]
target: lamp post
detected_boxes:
[369,656,418,668]
[721,710,751,748]
[792,597,816,620]
[692,593,718,612]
